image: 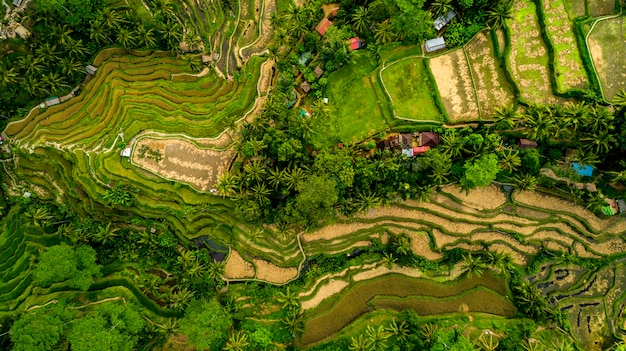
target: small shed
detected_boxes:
[402,148,414,157]
[329,6,339,18]
[298,51,313,65]
[434,10,456,30]
[413,146,430,155]
[425,37,446,53]
[401,134,412,148]
[420,132,440,147]
[120,148,132,157]
[44,97,60,107]
[349,37,362,50]
[315,18,332,36]
[314,66,324,78]
[86,65,98,75]
[518,138,538,149]
[617,199,626,213]
[572,163,594,177]
[300,81,311,93]
[23,191,31,198]
[12,0,23,6]
[383,140,391,150]
[0,136,4,144]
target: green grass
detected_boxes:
[587,16,626,101]
[564,0,588,19]
[381,57,443,121]
[589,0,618,17]
[320,52,389,146]
[541,0,589,92]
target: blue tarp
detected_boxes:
[572,163,594,177]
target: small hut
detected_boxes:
[434,10,456,30]
[402,148,414,157]
[413,146,430,155]
[420,132,440,147]
[401,134,412,148]
[315,18,332,36]
[86,65,98,75]
[518,138,538,149]
[425,37,446,52]
[120,148,132,158]
[300,81,311,93]
[12,0,23,6]
[349,37,362,50]
[314,66,324,79]
[44,97,60,107]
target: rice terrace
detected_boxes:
[0,0,626,350]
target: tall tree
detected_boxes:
[179,299,233,351]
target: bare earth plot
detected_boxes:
[508,0,560,104]
[542,0,589,92]
[465,32,516,117]
[430,49,479,121]
[564,0,587,19]
[131,137,234,192]
[588,16,626,102]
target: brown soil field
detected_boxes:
[440,184,508,210]
[301,279,350,311]
[465,31,515,116]
[224,250,255,279]
[430,49,480,121]
[131,137,234,192]
[253,259,298,284]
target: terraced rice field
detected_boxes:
[508,0,559,103]
[541,0,589,92]
[429,49,479,121]
[465,32,516,117]
[587,16,626,102]
[380,56,444,121]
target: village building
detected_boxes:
[328,6,339,18]
[413,146,430,155]
[434,10,456,31]
[12,0,23,6]
[349,37,362,50]
[86,65,98,75]
[314,66,324,79]
[419,132,440,147]
[120,148,132,158]
[315,18,332,36]
[401,134,412,148]
[44,96,61,107]
[425,37,446,53]
[518,138,538,149]
[618,199,626,213]
[300,81,311,93]
[402,148,414,157]
[299,51,313,65]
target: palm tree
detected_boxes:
[58,57,83,78]
[582,130,616,155]
[277,287,300,310]
[420,323,440,346]
[216,173,239,197]
[224,331,249,351]
[430,0,454,18]
[89,19,111,44]
[486,0,514,30]
[21,76,45,97]
[52,24,74,47]
[281,312,304,335]
[65,38,86,60]
[607,170,626,184]
[354,191,381,214]
[101,8,123,31]
[135,25,156,49]
[562,101,588,134]
[183,55,202,72]
[94,223,120,245]
[206,260,225,281]
[42,72,68,94]
[386,319,409,342]
[153,0,175,19]
[586,105,614,133]
[461,253,485,277]
[284,167,307,190]
[614,89,626,107]
[17,54,44,76]
[374,20,395,45]
[486,250,514,275]
[244,161,266,183]
[168,287,195,310]
[365,325,390,351]
[26,207,53,227]
[440,130,464,159]
[478,333,499,351]
[349,335,371,351]
[492,105,518,129]
[351,6,371,34]
[0,64,19,88]
[513,173,536,192]
[521,338,544,351]
[381,252,396,269]
[250,182,271,205]
[393,235,411,256]
[36,43,60,67]
[550,339,574,351]
[267,168,286,189]
[117,28,137,51]
[498,149,521,172]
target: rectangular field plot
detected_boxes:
[589,0,618,17]
[588,16,626,102]
[564,0,587,19]
[508,0,559,104]
[325,53,389,145]
[542,0,589,92]
[380,57,443,121]
[465,32,515,117]
[429,49,479,121]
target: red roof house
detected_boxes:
[349,37,362,50]
[413,146,430,154]
[315,18,332,36]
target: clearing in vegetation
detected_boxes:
[589,0,618,17]
[380,56,444,121]
[324,52,389,144]
[587,16,626,102]
[429,49,479,121]
[541,0,589,92]
[507,0,559,104]
[564,0,587,19]
[465,31,516,117]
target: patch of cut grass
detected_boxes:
[587,16,626,101]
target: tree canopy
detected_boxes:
[33,244,101,290]
[179,299,233,350]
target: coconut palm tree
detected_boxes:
[461,253,486,277]
[586,105,614,133]
[21,76,45,97]
[478,333,499,351]
[52,24,74,47]
[387,319,409,342]
[135,25,156,49]
[250,182,271,205]
[440,130,464,159]
[514,173,537,192]
[17,54,45,76]
[244,161,266,183]
[277,287,300,310]
[486,0,514,30]
[36,43,60,67]
[206,259,225,281]
[582,130,616,155]
[224,331,249,351]
[59,57,83,78]
[26,207,53,228]
[430,0,454,18]
[160,20,183,50]
[373,20,395,45]
[614,89,626,107]
[284,167,307,190]
[42,71,68,94]
[393,235,411,256]
[117,28,137,51]
[183,55,202,72]
[521,338,544,351]
[349,335,371,351]
[65,38,86,60]
[89,19,111,44]
[550,339,574,351]
[94,223,120,245]
[167,287,195,310]
[354,191,381,214]
[281,312,304,335]
[101,8,123,31]
[365,325,390,351]
[498,149,521,172]
[153,0,175,19]
[381,252,396,269]
[492,104,519,129]
[351,6,371,34]
[216,173,239,197]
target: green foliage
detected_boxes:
[10,303,74,351]
[33,244,101,290]
[179,299,233,350]
[462,154,500,189]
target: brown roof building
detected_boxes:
[518,138,538,149]
[420,132,440,147]
[314,65,324,78]
[401,134,412,148]
[300,81,311,93]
